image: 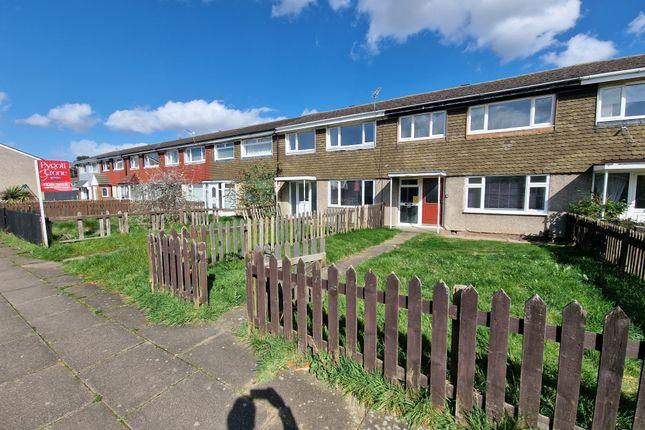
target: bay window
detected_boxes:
[468,95,554,133]
[329,180,375,207]
[597,82,645,122]
[399,111,446,140]
[114,159,124,171]
[185,146,205,164]
[241,137,272,158]
[215,143,234,160]
[286,130,316,154]
[130,156,139,170]
[327,122,375,150]
[165,150,179,166]
[144,153,160,168]
[465,175,549,213]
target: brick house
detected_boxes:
[73,54,645,236]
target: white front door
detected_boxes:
[398,179,421,225]
[289,181,313,215]
[627,174,645,222]
[206,182,235,210]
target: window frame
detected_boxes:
[596,81,645,122]
[328,179,376,207]
[286,130,317,155]
[144,153,160,168]
[114,158,124,171]
[467,95,555,135]
[129,156,139,170]
[326,121,376,151]
[241,136,273,158]
[398,111,447,141]
[184,146,205,164]
[102,161,110,171]
[101,187,109,198]
[463,175,549,215]
[164,150,179,166]
[214,143,234,161]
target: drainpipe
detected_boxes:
[389,177,393,229]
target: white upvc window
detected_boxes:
[326,121,376,151]
[399,111,446,141]
[114,159,124,171]
[184,146,205,164]
[286,130,316,154]
[78,165,86,174]
[165,150,179,166]
[101,187,109,198]
[464,175,549,215]
[328,179,375,207]
[102,161,110,171]
[89,163,99,173]
[129,156,139,170]
[597,82,645,122]
[184,184,206,202]
[144,153,160,168]
[467,95,555,134]
[215,143,234,161]
[241,137,273,158]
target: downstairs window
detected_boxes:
[465,175,549,213]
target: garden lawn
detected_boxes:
[0,226,400,325]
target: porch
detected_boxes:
[593,160,645,221]
[387,171,446,231]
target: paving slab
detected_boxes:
[180,333,257,389]
[126,371,269,430]
[0,297,17,319]
[45,274,84,289]
[104,305,149,331]
[50,322,143,371]
[0,314,35,345]
[45,402,126,430]
[10,255,45,265]
[81,342,194,413]
[358,409,409,430]
[139,323,221,354]
[0,363,94,430]
[64,283,101,298]
[255,369,363,430]
[0,335,59,384]
[30,306,105,341]
[2,283,59,306]
[0,273,44,292]
[22,261,67,278]
[15,293,85,320]
[82,289,125,310]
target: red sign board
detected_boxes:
[38,160,73,192]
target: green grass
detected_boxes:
[0,226,400,326]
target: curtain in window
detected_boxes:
[484,176,525,209]
[606,173,629,202]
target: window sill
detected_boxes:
[165,164,179,167]
[214,158,235,162]
[241,154,273,159]
[144,166,160,169]
[326,144,375,152]
[286,149,316,155]
[185,161,206,165]
[398,136,445,143]
[466,125,554,139]
[595,117,645,127]
[463,209,548,216]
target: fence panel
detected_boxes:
[247,251,645,430]
[0,208,50,245]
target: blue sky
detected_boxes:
[0,0,643,160]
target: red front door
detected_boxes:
[422,178,442,225]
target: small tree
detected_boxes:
[237,164,275,208]
[1,185,34,202]
[132,170,188,216]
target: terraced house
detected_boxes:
[73,54,645,236]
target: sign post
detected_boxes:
[35,160,73,247]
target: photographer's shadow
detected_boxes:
[227,387,298,430]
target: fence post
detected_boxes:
[124,212,129,233]
[99,213,105,237]
[105,211,111,236]
[282,256,293,340]
[455,286,478,420]
[327,264,339,359]
[384,273,400,382]
[430,282,450,409]
[485,289,511,421]
[76,212,84,240]
[245,256,255,331]
[519,295,547,428]
[296,259,307,353]
[363,270,378,372]
[406,276,422,389]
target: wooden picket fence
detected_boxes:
[567,213,645,280]
[147,229,208,307]
[247,251,645,430]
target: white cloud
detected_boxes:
[68,139,146,158]
[541,33,617,67]
[272,0,316,17]
[328,0,351,10]
[16,103,97,132]
[302,107,318,115]
[355,0,582,62]
[628,12,645,36]
[105,99,283,134]
[0,92,10,113]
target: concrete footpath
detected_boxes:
[0,244,404,430]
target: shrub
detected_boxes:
[568,195,628,221]
[1,185,34,202]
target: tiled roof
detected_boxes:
[87,54,645,161]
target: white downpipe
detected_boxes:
[389,178,393,229]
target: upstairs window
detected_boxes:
[185,146,205,164]
[465,175,548,214]
[241,137,272,158]
[329,180,375,207]
[114,159,124,171]
[144,153,160,168]
[130,156,139,170]
[165,150,179,166]
[327,122,375,150]
[399,111,446,140]
[597,82,645,122]
[215,143,234,160]
[89,163,99,173]
[286,130,316,154]
[468,95,554,134]
[102,161,110,171]
[78,165,86,174]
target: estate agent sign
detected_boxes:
[37,160,73,192]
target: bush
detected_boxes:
[568,195,628,221]
[1,185,34,202]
